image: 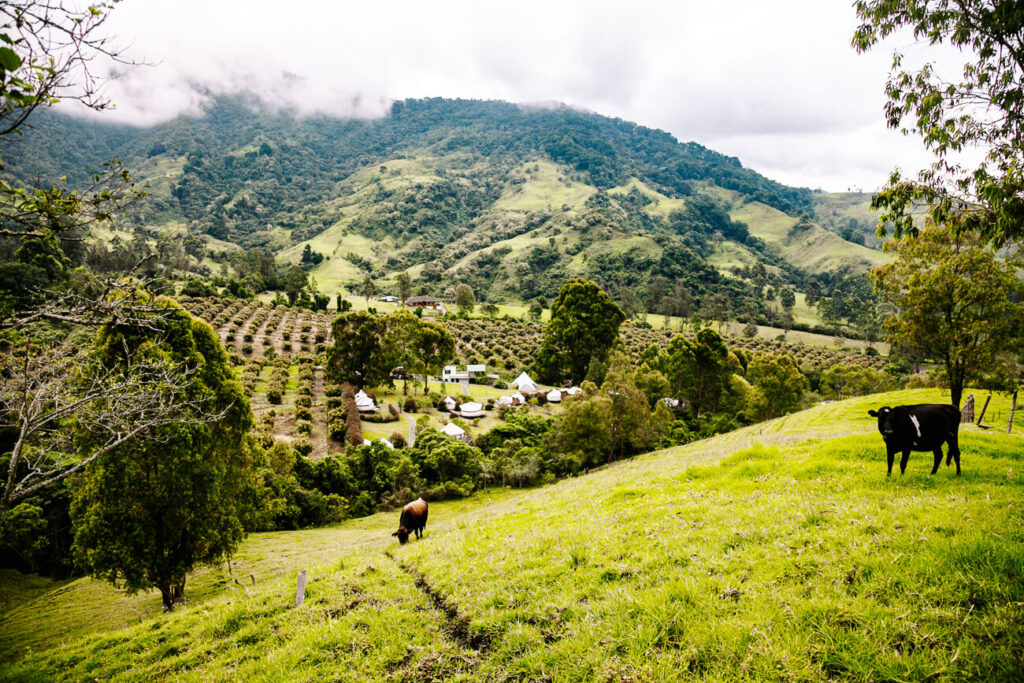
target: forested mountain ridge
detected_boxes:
[2,96,884,313]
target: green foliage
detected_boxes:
[535,279,625,384]
[327,311,392,387]
[854,0,1024,246]
[819,363,896,400]
[454,283,475,312]
[664,328,736,416]
[745,353,806,419]
[871,225,1024,407]
[70,305,256,611]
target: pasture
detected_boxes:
[1,388,1021,680]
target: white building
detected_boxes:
[441,364,488,384]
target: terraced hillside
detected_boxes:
[3,388,1021,680]
[175,297,889,458]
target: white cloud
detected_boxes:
[63,0,950,191]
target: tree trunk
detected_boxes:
[160,579,186,611]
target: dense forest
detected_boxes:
[4,97,815,237]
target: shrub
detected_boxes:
[346,397,362,446]
[241,343,253,355]
[296,419,313,435]
[493,380,508,389]
[295,406,313,422]
[403,397,418,412]
[295,396,313,409]
[328,420,347,442]
[389,432,407,448]
[292,437,313,456]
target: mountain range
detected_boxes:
[3,96,886,313]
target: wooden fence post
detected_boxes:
[960,394,974,424]
[295,570,307,607]
[977,394,992,427]
[1009,390,1018,434]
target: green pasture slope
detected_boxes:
[1,389,1022,681]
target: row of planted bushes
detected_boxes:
[265,356,292,405]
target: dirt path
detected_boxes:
[402,411,417,447]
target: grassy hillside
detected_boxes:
[2,388,1022,680]
[729,198,888,274]
[813,192,883,248]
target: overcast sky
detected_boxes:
[82,0,949,192]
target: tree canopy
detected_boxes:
[70,304,256,611]
[327,311,393,387]
[534,279,625,385]
[871,225,1024,408]
[854,0,1024,246]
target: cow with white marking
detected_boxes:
[867,404,961,476]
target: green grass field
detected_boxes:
[2,388,1021,680]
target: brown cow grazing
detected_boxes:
[392,498,428,544]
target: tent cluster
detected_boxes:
[497,372,581,406]
[439,395,485,419]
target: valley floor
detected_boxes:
[1,389,1022,680]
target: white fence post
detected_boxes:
[295,569,307,607]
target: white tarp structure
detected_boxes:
[566,386,582,395]
[441,422,466,437]
[497,394,514,406]
[354,390,377,413]
[459,401,484,418]
[511,372,541,394]
[442,396,458,412]
[511,372,535,388]
[546,389,563,403]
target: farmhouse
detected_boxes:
[405,295,444,311]
[441,363,488,384]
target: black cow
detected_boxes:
[392,498,428,544]
[867,404,961,476]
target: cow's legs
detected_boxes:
[947,433,961,476]
[886,449,895,476]
[899,450,911,475]
[931,448,943,475]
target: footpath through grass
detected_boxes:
[1,389,1022,680]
